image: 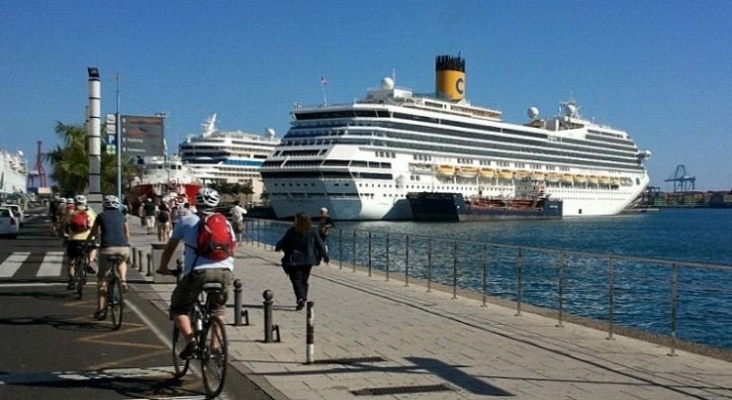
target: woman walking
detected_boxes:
[275,212,329,310]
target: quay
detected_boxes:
[126,223,731,400]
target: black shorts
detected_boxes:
[66,240,87,259]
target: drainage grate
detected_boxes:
[352,383,454,396]
[312,356,386,365]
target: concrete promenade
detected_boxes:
[126,222,731,400]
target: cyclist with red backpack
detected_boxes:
[63,194,97,289]
[156,187,235,360]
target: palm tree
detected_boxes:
[43,122,136,196]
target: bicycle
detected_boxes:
[99,254,126,330]
[167,268,229,398]
[72,242,98,300]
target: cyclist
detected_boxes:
[157,187,235,359]
[87,195,130,319]
[62,195,97,289]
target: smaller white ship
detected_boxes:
[129,155,201,206]
[178,114,280,197]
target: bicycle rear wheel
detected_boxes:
[201,316,227,397]
[109,277,124,330]
[172,326,190,378]
[74,258,86,300]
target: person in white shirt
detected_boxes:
[229,201,247,242]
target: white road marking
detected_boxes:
[0,252,30,277]
[0,282,65,288]
[0,366,175,385]
[36,251,65,277]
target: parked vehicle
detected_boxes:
[1,203,24,226]
[0,207,19,238]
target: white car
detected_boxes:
[1,204,24,226]
[0,207,19,238]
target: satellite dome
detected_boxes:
[527,107,539,119]
[264,128,276,138]
[565,103,577,117]
[381,77,394,90]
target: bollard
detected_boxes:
[131,248,138,270]
[263,290,274,343]
[137,249,143,272]
[305,301,314,364]
[233,279,247,326]
[146,253,152,277]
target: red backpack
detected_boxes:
[69,210,91,233]
[194,213,235,261]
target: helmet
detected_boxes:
[103,195,120,209]
[66,198,74,204]
[195,187,220,208]
[74,194,87,205]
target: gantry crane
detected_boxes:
[664,165,695,192]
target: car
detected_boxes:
[0,207,19,238]
[1,204,24,226]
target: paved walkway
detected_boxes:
[126,223,731,400]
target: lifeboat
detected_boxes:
[561,174,574,183]
[588,175,599,185]
[436,165,455,177]
[479,168,496,179]
[573,174,588,184]
[599,176,612,185]
[457,166,478,179]
[531,172,546,181]
[514,170,530,180]
[611,177,621,186]
[498,169,514,180]
[546,173,561,183]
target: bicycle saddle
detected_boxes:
[202,282,224,292]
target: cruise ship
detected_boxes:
[0,149,28,198]
[260,55,651,220]
[178,114,280,197]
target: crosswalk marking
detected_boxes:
[0,252,31,277]
[36,251,65,277]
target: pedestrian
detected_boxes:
[229,200,247,242]
[157,202,172,241]
[87,195,130,320]
[156,188,235,360]
[143,198,157,234]
[275,211,329,310]
[317,207,335,261]
[62,194,97,289]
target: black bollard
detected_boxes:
[131,247,138,270]
[146,253,152,276]
[263,290,274,343]
[234,279,243,326]
[306,301,314,364]
[137,249,143,272]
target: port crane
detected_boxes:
[664,164,696,192]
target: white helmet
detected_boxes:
[66,198,74,204]
[103,195,120,209]
[74,194,87,205]
[195,187,220,208]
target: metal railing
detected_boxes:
[242,218,732,354]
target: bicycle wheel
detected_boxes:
[201,316,227,397]
[75,258,86,300]
[172,326,190,378]
[109,276,124,330]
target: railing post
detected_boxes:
[607,257,615,340]
[368,231,372,277]
[427,238,432,293]
[669,263,678,356]
[452,241,458,299]
[515,248,523,316]
[352,230,357,272]
[556,252,565,327]
[338,228,343,269]
[404,236,410,287]
[256,219,261,248]
[385,233,390,282]
[481,244,488,307]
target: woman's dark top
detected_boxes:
[275,227,329,266]
[98,209,129,248]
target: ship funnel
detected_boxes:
[435,54,465,102]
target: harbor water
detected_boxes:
[249,208,732,350]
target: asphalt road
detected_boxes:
[0,207,276,400]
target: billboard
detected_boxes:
[119,115,165,159]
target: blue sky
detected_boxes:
[2,1,731,191]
